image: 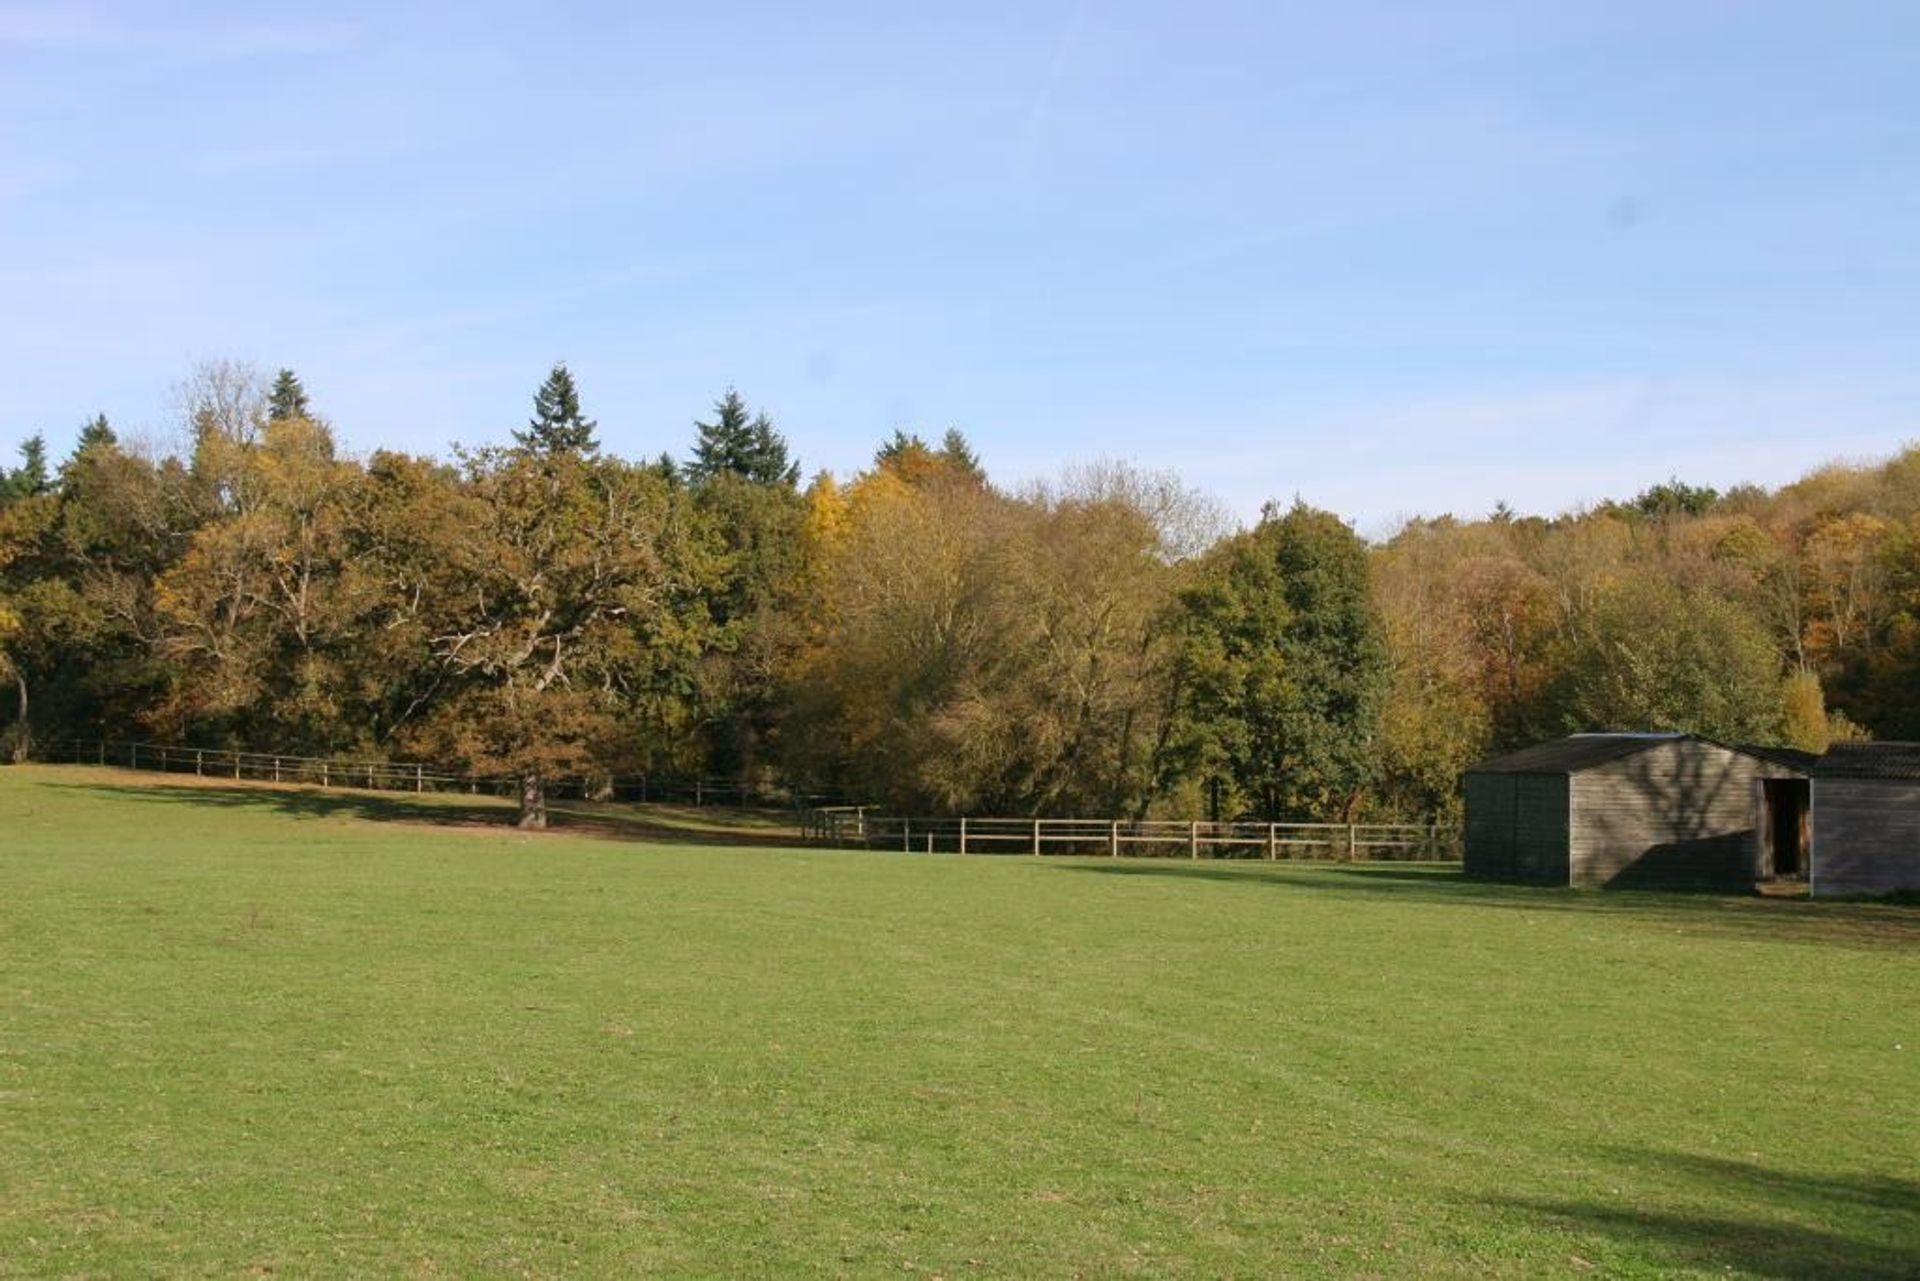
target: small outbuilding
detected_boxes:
[1793,743,1920,897]
[1465,733,1802,889]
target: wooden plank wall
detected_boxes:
[1570,740,1795,888]
[1812,779,1920,897]
[1464,772,1569,884]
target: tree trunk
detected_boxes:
[518,774,547,829]
[6,671,27,764]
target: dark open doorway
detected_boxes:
[1763,778,1810,879]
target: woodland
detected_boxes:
[0,362,1903,825]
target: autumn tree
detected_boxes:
[153,416,365,749]
[402,446,709,826]
[0,501,35,758]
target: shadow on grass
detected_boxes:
[42,779,808,848]
[1045,860,1920,949]
[1487,1150,1920,1279]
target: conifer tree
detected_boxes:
[938,428,985,481]
[267,369,311,421]
[874,429,929,469]
[2,436,49,505]
[515,363,598,454]
[76,413,116,452]
[688,389,797,486]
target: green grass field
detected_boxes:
[2,765,1917,1277]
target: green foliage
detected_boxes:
[1,436,50,506]
[1545,577,1786,742]
[267,368,311,422]
[1170,502,1390,820]
[687,389,796,486]
[15,356,1920,819]
[76,413,116,453]
[515,362,598,455]
[1631,476,1722,518]
[690,471,809,780]
[938,428,984,480]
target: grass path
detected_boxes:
[2,765,1917,1276]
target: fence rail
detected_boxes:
[802,807,1460,862]
[34,740,1458,859]
[38,739,835,809]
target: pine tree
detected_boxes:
[2,436,49,505]
[267,369,311,421]
[938,428,984,481]
[58,415,118,489]
[77,413,116,452]
[875,430,983,487]
[515,363,599,454]
[688,389,797,486]
[874,429,929,469]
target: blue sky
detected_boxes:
[2,2,1914,527]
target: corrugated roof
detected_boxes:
[1467,733,1690,775]
[1810,742,1920,781]
[1470,735,1920,782]
[1738,744,1823,773]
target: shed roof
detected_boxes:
[1467,733,1694,775]
[1807,742,1920,781]
[1737,744,1824,773]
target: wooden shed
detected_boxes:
[1795,743,1920,898]
[1465,733,1802,888]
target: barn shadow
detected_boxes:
[1045,861,1920,949]
[1482,1149,1920,1279]
[1585,745,1763,889]
[40,779,806,848]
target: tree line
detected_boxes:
[1,361,1911,826]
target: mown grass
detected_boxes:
[2,764,1916,1277]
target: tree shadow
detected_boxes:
[1045,860,1920,949]
[1484,1149,1920,1279]
[40,779,808,849]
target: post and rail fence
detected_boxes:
[800,807,1460,863]
[28,739,1459,861]
[33,738,836,811]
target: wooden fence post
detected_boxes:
[1267,823,1278,860]
[1347,823,1358,861]
[1110,821,1120,857]
[1032,819,1041,856]
[903,818,911,853]
[1189,821,1199,860]
[195,749,203,776]
[959,817,968,855]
